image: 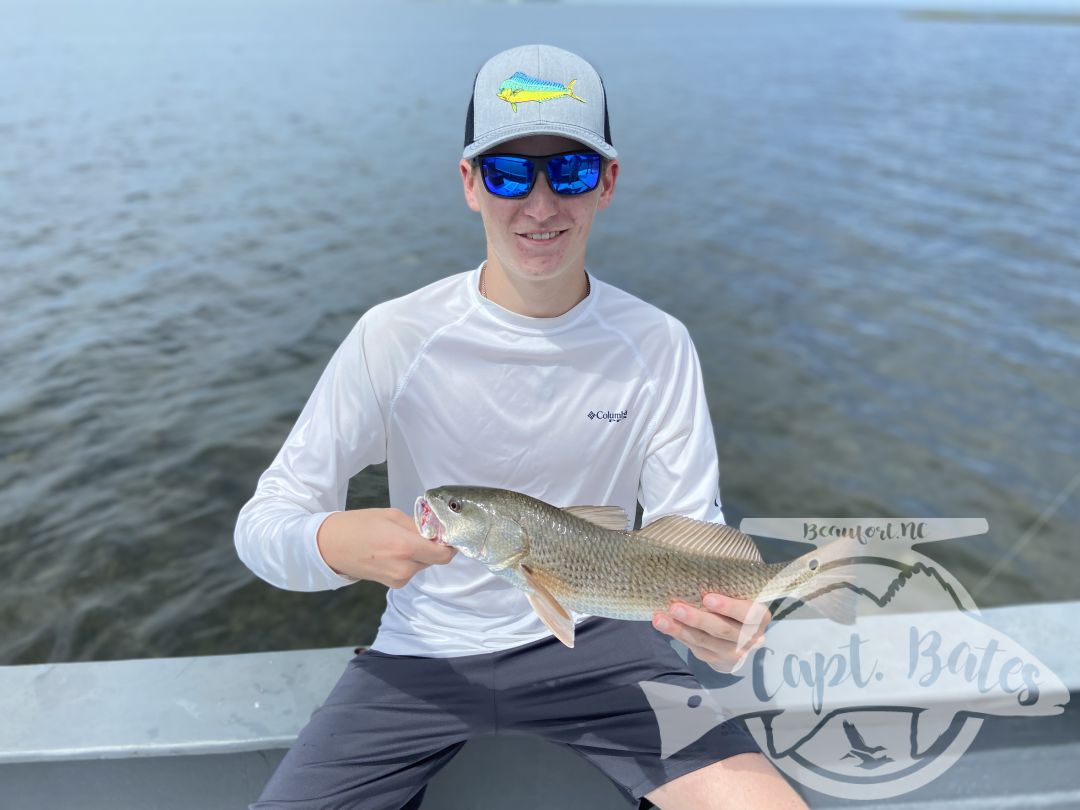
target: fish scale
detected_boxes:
[517,498,813,619]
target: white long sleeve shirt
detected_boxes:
[234,263,725,656]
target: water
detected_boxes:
[2,1,1078,665]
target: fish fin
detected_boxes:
[510,100,518,113]
[788,540,860,625]
[566,78,585,103]
[564,505,630,531]
[794,579,858,625]
[522,565,575,648]
[634,516,764,562]
[790,574,855,626]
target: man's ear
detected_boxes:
[596,159,619,211]
[460,159,481,212]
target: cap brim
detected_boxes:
[463,121,617,160]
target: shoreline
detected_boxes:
[908,10,1080,26]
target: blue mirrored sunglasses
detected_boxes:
[474,150,602,199]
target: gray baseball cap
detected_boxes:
[463,44,616,160]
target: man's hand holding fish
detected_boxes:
[317,507,456,588]
[653,594,772,674]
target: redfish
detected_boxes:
[415,486,857,647]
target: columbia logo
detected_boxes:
[587,409,628,423]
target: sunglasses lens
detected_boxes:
[547,152,601,195]
[480,156,534,198]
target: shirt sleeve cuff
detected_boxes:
[307,511,361,589]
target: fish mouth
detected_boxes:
[414,496,449,545]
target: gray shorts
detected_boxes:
[252,617,762,810]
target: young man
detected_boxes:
[235,44,808,809]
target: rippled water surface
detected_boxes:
[2,1,1078,664]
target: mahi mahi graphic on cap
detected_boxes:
[497,72,586,112]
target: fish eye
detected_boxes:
[808,558,819,570]
[448,499,461,513]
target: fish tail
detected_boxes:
[566,78,585,103]
[793,573,859,625]
[786,537,862,625]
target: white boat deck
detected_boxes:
[2,601,1078,808]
